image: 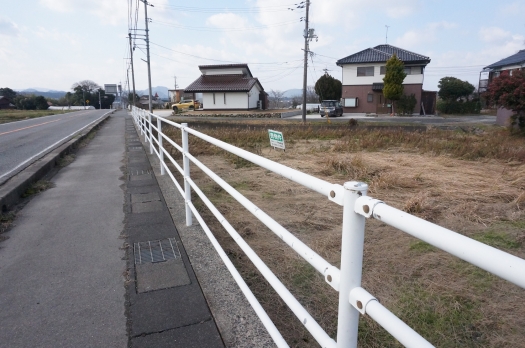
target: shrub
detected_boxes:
[397,94,417,115]
[436,100,481,115]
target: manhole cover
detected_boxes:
[134,238,180,264]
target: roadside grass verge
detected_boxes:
[160,121,525,347]
[22,180,55,198]
[0,109,75,124]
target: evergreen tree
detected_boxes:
[314,73,342,102]
[383,54,407,114]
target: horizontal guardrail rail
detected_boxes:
[131,107,525,348]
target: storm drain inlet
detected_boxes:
[134,238,180,264]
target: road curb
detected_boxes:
[0,110,115,212]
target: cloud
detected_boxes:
[479,26,511,43]
[312,0,420,24]
[0,18,20,37]
[499,1,525,16]
[39,0,131,25]
[394,21,457,48]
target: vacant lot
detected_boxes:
[161,122,525,347]
[0,109,75,124]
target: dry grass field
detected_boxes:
[160,122,525,347]
[0,109,75,124]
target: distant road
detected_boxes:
[0,109,111,185]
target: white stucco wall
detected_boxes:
[203,69,244,75]
[248,85,261,109]
[202,92,248,110]
[342,64,424,85]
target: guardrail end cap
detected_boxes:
[344,181,368,191]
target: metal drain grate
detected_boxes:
[130,169,151,176]
[134,238,180,264]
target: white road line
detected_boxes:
[0,111,112,184]
[0,109,93,125]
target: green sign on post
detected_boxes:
[268,129,285,150]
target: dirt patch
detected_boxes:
[161,125,525,347]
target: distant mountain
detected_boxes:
[282,89,303,98]
[17,89,67,99]
[136,86,169,99]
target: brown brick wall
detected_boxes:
[342,84,423,114]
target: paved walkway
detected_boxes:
[0,111,224,347]
[0,112,127,347]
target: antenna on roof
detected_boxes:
[385,25,390,44]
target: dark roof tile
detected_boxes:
[337,44,430,65]
[185,74,262,93]
[484,50,525,70]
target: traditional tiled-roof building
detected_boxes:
[185,64,268,110]
[336,44,432,115]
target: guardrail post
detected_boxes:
[182,123,192,226]
[337,181,368,348]
[148,112,153,154]
[140,110,144,136]
[157,117,165,175]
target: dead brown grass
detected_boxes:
[160,124,525,347]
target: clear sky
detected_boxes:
[1,0,524,94]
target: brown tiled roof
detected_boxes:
[185,74,262,93]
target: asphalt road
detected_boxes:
[0,109,111,184]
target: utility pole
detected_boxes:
[126,67,131,109]
[141,0,153,113]
[128,33,137,108]
[301,0,310,123]
[385,25,390,44]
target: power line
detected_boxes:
[155,3,300,13]
[150,41,303,65]
[152,19,299,32]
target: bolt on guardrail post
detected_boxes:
[337,181,368,348]
[148,112,153,154]
[157,117,165,175]
[182,123,192,226]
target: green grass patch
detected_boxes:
[261,192,275,199]
[401,284,482,346]
[472,231,521,249]
[22,180,55,198]
[58,154,76,167]
[409,240,437,253]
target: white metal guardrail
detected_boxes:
[131,107,525,348]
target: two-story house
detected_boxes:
[336,44,431,115]
[184,64,268,111]
[479,50,525,126]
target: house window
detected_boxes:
[380,66,386,75]
[357,66,374,76]
[404,66,423,75]
[224,93,226,104]
[213,93,216,104]
[367,93,373,103]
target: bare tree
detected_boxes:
[306,85,319,103]
[71,80,101,93]
[269,89,285,109]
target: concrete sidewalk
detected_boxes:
[0,110,274,347]
[0,112,127,347]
